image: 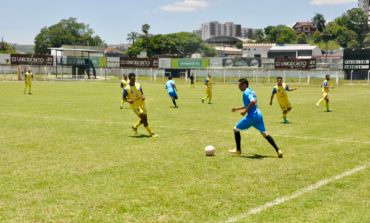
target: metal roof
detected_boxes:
[48,47,102,52]
[269,44,319,51]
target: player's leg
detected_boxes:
[139,108,156,137]
[255,118,283,158]
[28,82,32,94]
[316,92,326,107]
[208,89,212,104]
[120,99,125,109]
[325,96,331,112]
[202,88,209,103]
[229,117,251,155]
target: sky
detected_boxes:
[0,0,359,45]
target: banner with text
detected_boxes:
[275,59,316,70]
[11,54,53,65]
[171,58,209,69]
[120,58,158,68]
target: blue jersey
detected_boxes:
[243,88,261,118]
[166,80,176,93]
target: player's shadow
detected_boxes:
[129,134,151,138]
[240,154,275,159]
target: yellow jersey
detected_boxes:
[322,80,330,93]
[123,83,144,108]
[204,77,212,88]
[25,71,33,82]
[273,83,290,105]
[120,80,129,88]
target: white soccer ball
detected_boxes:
[205,145,216,156]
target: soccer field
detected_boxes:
[0,80,369,222]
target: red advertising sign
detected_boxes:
[275,59,316,70]
[11,54,53,65]
[120,58,158,68]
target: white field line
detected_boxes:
[2,112,370,145]
[224,163,369,223]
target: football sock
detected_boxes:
[234,131,241,151]
[317,98,324,105]
[145,126,153,135]
[265,135,279,152]
[172,99,177,107]
[326,102,330,111]
[134,121,142,129]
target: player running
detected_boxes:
[201,73,213,104]
[270,76,297,124]
[24,68,33,95]
[120,74,129,109]
[165,76,178,108]
[229,78,283,158]
[122,73,157,137]
[316,74,333,112]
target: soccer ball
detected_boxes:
[205,145,215,156]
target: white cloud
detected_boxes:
[159,0,209,12]
[310,0,356,5]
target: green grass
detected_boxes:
[0,80,369,222]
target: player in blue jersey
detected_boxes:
[229,78,283,158]
[165,76,178,108]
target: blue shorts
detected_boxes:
[168,91,178,99]
[235,115,266,133]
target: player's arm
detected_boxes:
[270,88,276,105]
[173,83,177,91]
[286,85,297,91]
[120,82,124,88]
[232,99,256,116]
[122,89,133,104]
[140,87,145,101]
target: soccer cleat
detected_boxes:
[228,149,241,155]
[150,133,158,138]
[277,150,283,158]
[120,105,123,109]
[315,103,319,107]
[28,92,32,95]
[283,119,289,124]
[131,126,138,135]
[326,109,332,112]
[201,99,204,104]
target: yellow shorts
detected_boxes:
[132,105,147,116]
[279,102,291,111]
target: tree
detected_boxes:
[126,32,139,44]
[202,44,217,57]
[266,25,297,44]
[312,13,326,32]
[312,31,322,43]
[345,8,369,42]
[141,24,150,37]
[34,17,104,54]
[0,41,16,54]
[297,33,308,44]
[235,42,243,49]
[252,29,265,43]
[126,32,204,57]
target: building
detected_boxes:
[267,44,322,59]
[359,0,370,24]
[199,21,243,40]
[243,43,276,58]
[292,22,316,35]
[241,28,255,39]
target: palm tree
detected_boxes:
[141,24,150,38]
[141,24,150,51]
[312,13,326,32]
[126,32,139,44]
